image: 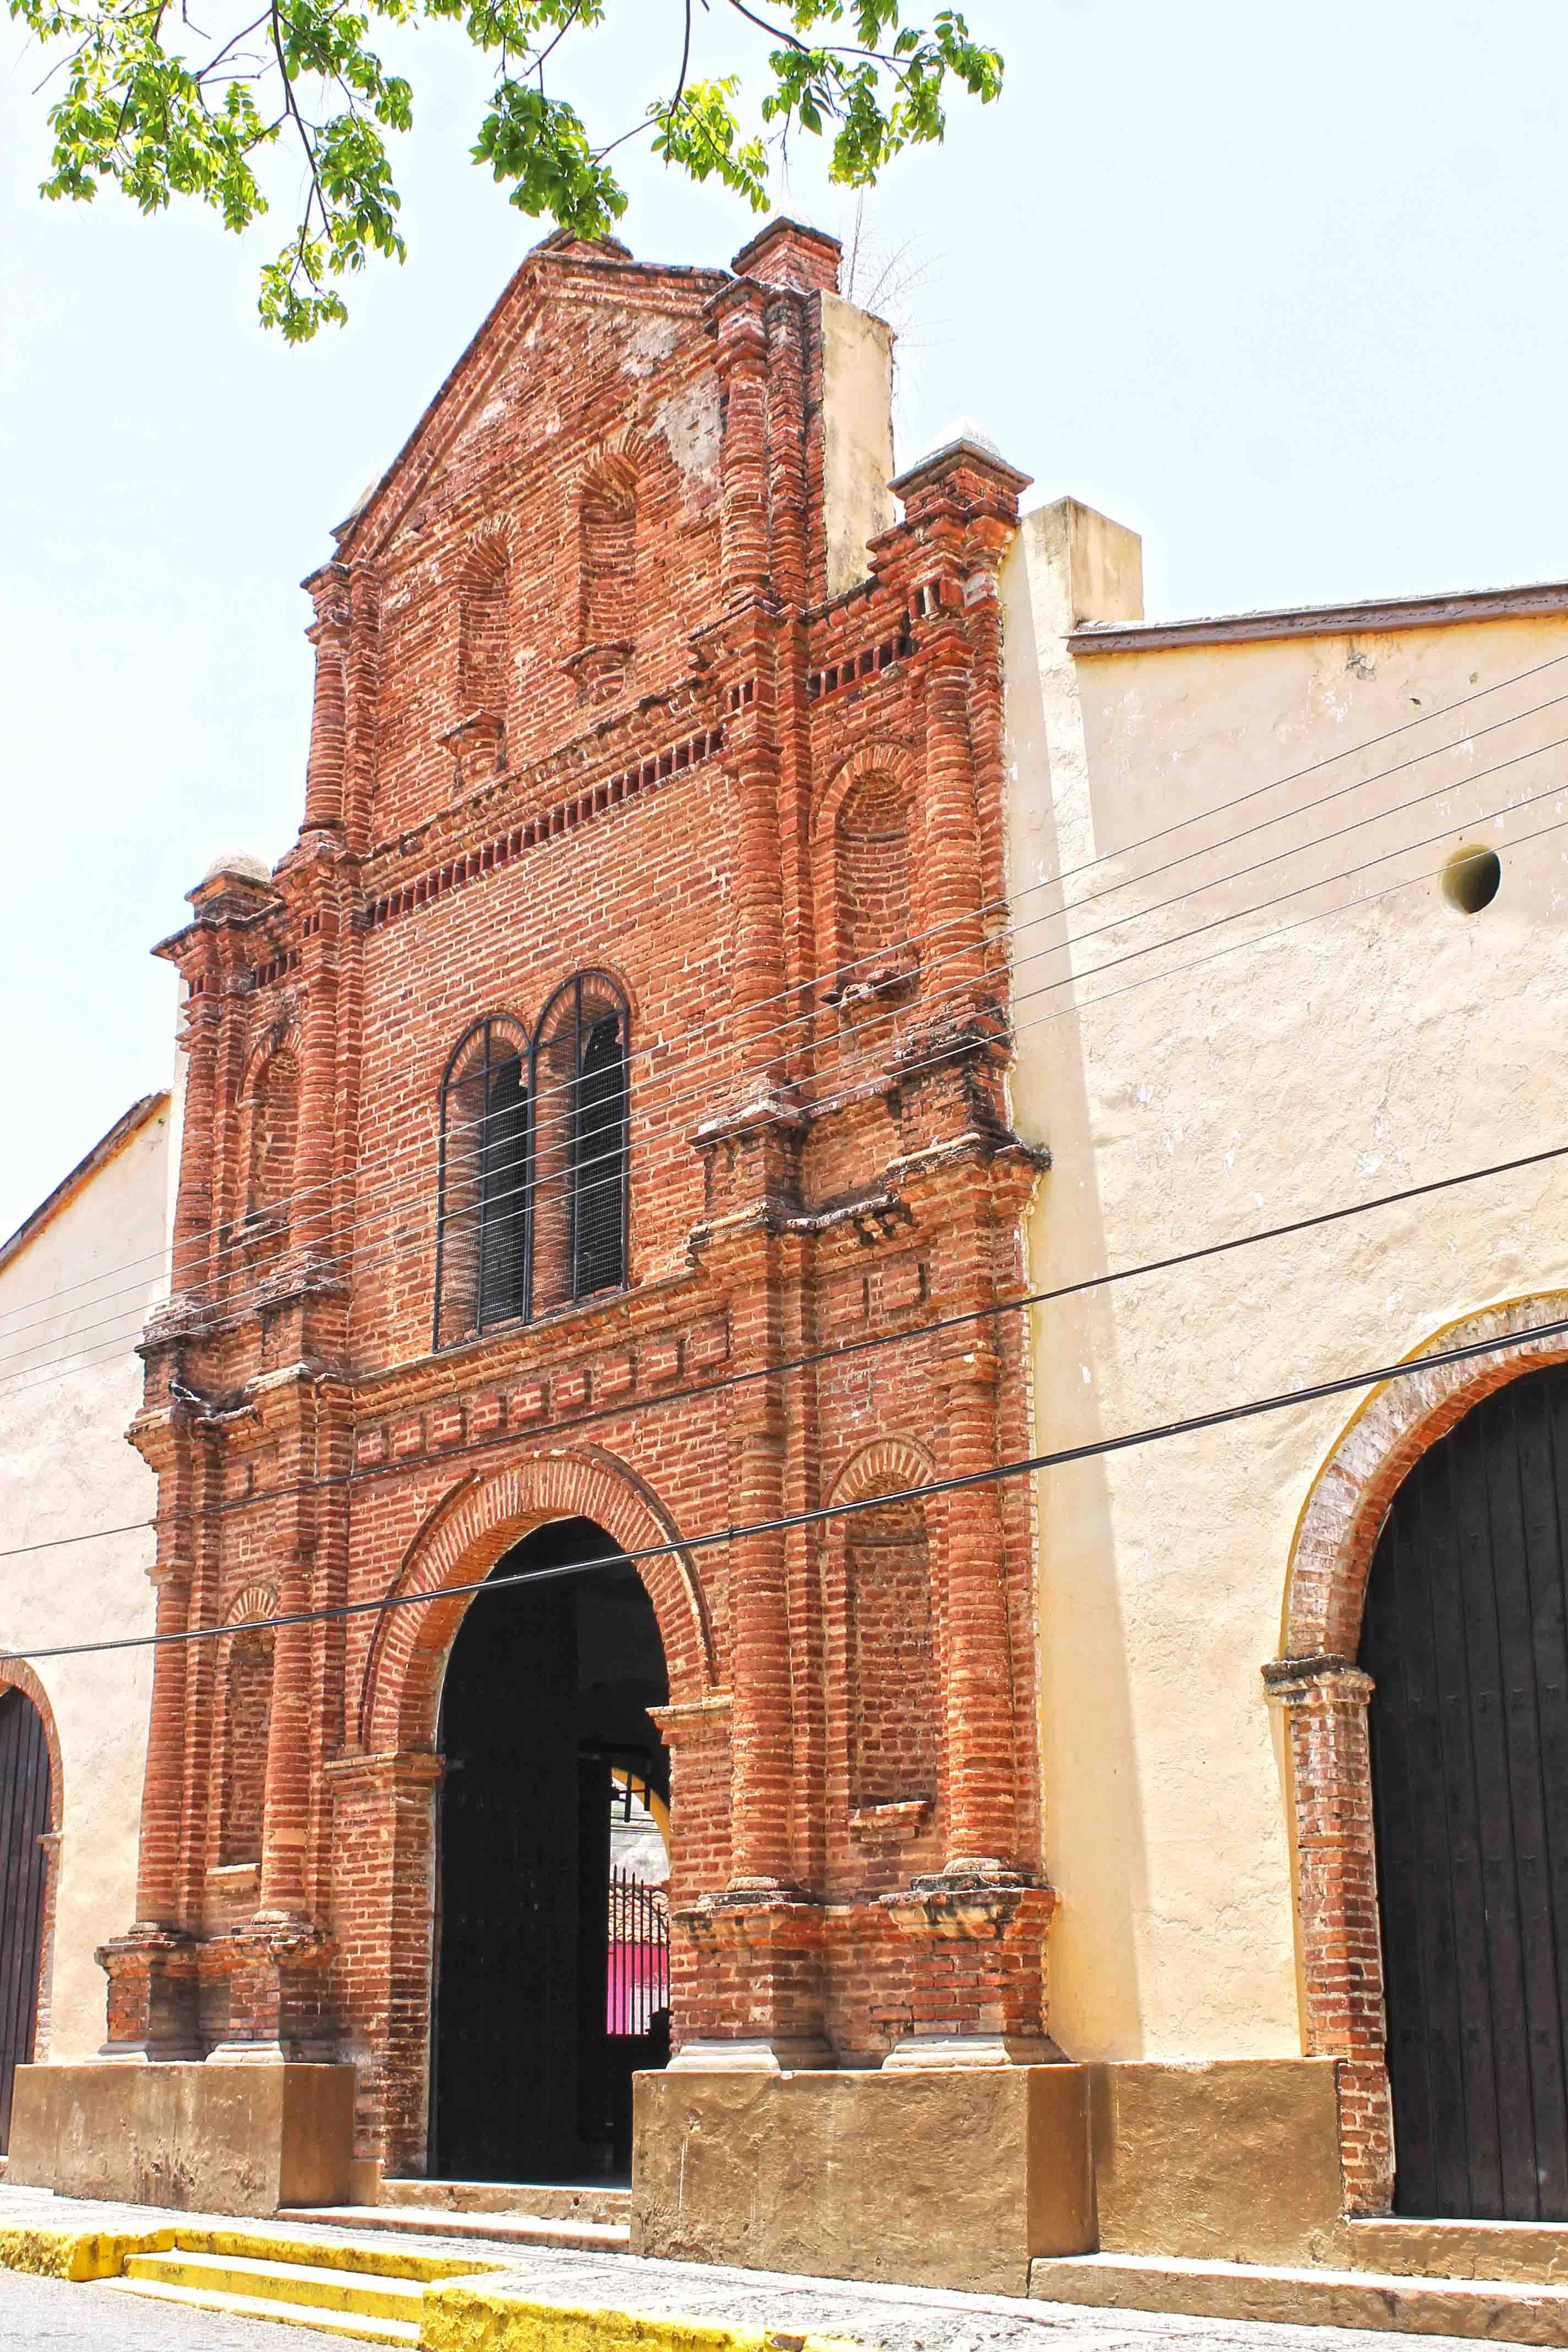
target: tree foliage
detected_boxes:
[11,0,1003,340]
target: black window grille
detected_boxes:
[530,973,629,1316]
[434,1015,531,1348]
[433,979,628,1349]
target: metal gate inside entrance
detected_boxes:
[431,1518,670,2181]
[0,1687,52,2154]
[1361,1358,1568,2219]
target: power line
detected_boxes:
[6,776,1562,1400]
[6,793,1565,1403]
[6,689,1560,1392]
[7,1304,1565,1665]
[4,639,1564,1335]
[2,1130,1562,1556]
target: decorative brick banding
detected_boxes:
[362,724,724,933]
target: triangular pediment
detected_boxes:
[333,239,729,565]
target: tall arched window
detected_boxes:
[530,974,629,1315]
[434,1016,531,1348]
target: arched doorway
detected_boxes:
[0,1685,53,2153]
[1360,1357,1568,2219]
[430,1516,670,2181]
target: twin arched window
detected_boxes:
[434,974,629,1348]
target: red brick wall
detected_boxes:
[117,224,1055,2168]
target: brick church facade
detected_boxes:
[99,220,1054,2192]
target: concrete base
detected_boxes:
[6,2062,355,2217]
[1086,2057,1346,2267]
[633,2055,1350,2294]
[632,2064,1092,2296]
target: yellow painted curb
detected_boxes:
[0,2219,493,2288]
[0,2225,163,2282]
[420,2283,858,2352]
[168,2227,494,2283]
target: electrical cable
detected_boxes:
[5,640,1564,1333]
[6,692,1561,1391]
[6,764,1563,1396]
[6,1304,1566,1664]
[3,1128,1562,1554]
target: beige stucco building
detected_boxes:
[0,1092,170,2129]
[1004,497,1568,2241]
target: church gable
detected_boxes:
[358,255,727,839]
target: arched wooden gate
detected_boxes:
[1361,1358,1568,2219]
[0,1686,52,2153]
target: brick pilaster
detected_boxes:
[1264,1654,1392,2214]
[918,626,988,1004]
[711,283,770,600]
[257,1561,313,1919]
[170,987,220,1303]
[302,568,351,835]
[135,1560,194,1928]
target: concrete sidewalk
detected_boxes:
[0,2185,1490,2352]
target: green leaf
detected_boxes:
[7,0,1004,334]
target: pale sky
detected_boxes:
[2,1,1564,1240]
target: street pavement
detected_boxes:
[0,2185,1495,2352]
[0,2252,1497,2352]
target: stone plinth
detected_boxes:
[6,2061,355,2216]
[631,2063,1091,2295]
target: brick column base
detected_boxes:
[879,1878,1058,2068]
[203,1920,338,2062]
[96,1926,200,2061]
[1264,1654,1393,2215]
[669,1895,832,2071]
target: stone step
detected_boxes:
[1347,2217,1568,2284]
[124,2247,426,2324]
[280,2203,630,2253]
[173,2229,486,2284]
[378,2177,631,2223]
[1029,2252,1568,2343]
[102,2274,419,2346]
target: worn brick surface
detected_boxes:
[107,222,1053,2171]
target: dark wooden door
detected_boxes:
[433,1580,582,2180]
[1361,1359,1568,2218]
[0,1688,52,2154]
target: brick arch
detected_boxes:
[357,1447,715,1750]
[225,1582,279,1629]
[567,427,659,510]
[0,1659,64,1833]
[1270,1289,1568,2218]
[810,738,919,842]
[1283,1291,1568,1659]
[824,1434,935,1511]
[810,742,923,990]
[239,1014,302,1101]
